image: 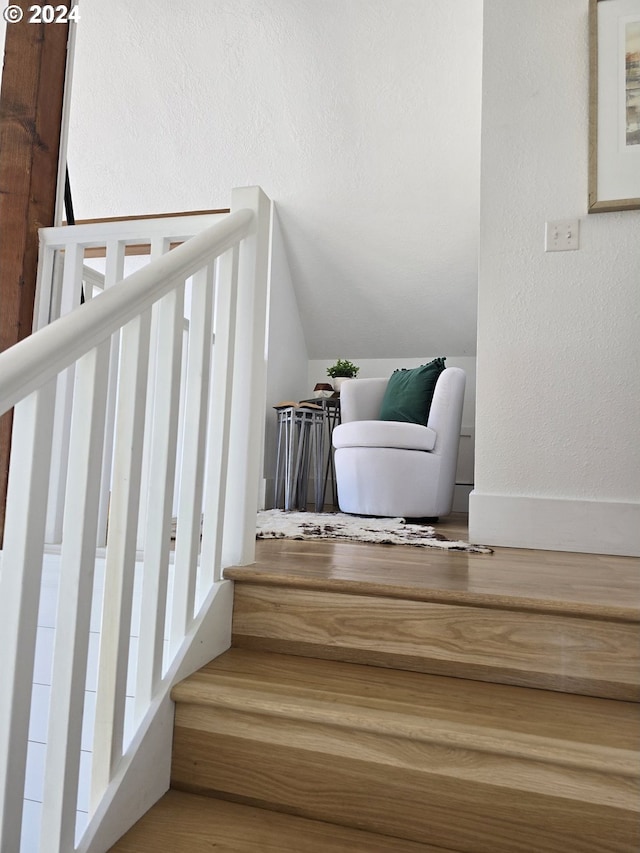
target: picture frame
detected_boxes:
[589,0,640,212]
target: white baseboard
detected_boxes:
[469,492,640,557]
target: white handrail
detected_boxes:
[34,217,227,548]
[0,208,253,416]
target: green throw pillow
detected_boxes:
[379,358,446,426]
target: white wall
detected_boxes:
[66,0,482,360]
[471,0,640,556]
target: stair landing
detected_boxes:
[238,529,640,618]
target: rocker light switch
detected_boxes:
[545,219,579,252]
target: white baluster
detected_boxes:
[45,242,85,543]
[223,187,271,567]
[200,247,239,587]
[172,323,189,519]
[96,240,126,547]
[91,310,151,811]
[170,264,215,651]
[135,282,185,718]
[48,250,65,324]
[0,382,56,852]
[40,342,109,852]
[33,242,56,330]
[137,237,171,551]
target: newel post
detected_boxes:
[223,187,271,566]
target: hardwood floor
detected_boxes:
[109,513,640,852]
[230,513,640,619]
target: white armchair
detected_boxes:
[332,367,466,519]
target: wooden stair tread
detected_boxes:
[224,539,640,620]
[171,650,640,851]
[109,790,449,852]
[172,649,640,767]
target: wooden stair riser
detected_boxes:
[172,706,639,853]
[173,703,638,806]
[232,585,640,700]
[173,649,640,753]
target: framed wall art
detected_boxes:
[589,0,640,212]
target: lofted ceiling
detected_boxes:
[67,0,482,358]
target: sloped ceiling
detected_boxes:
[67,0,482,358]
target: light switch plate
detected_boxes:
[545,219,579,252]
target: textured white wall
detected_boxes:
[66,0,482,360]
[471,0,640,555]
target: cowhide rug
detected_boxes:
[256,510,492,553]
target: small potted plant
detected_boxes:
[326,358,359,392]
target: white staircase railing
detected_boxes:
[34,209,231,551]
[0,186,271,852]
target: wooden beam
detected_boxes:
[0,2,71,541]
[65,208,231,225]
